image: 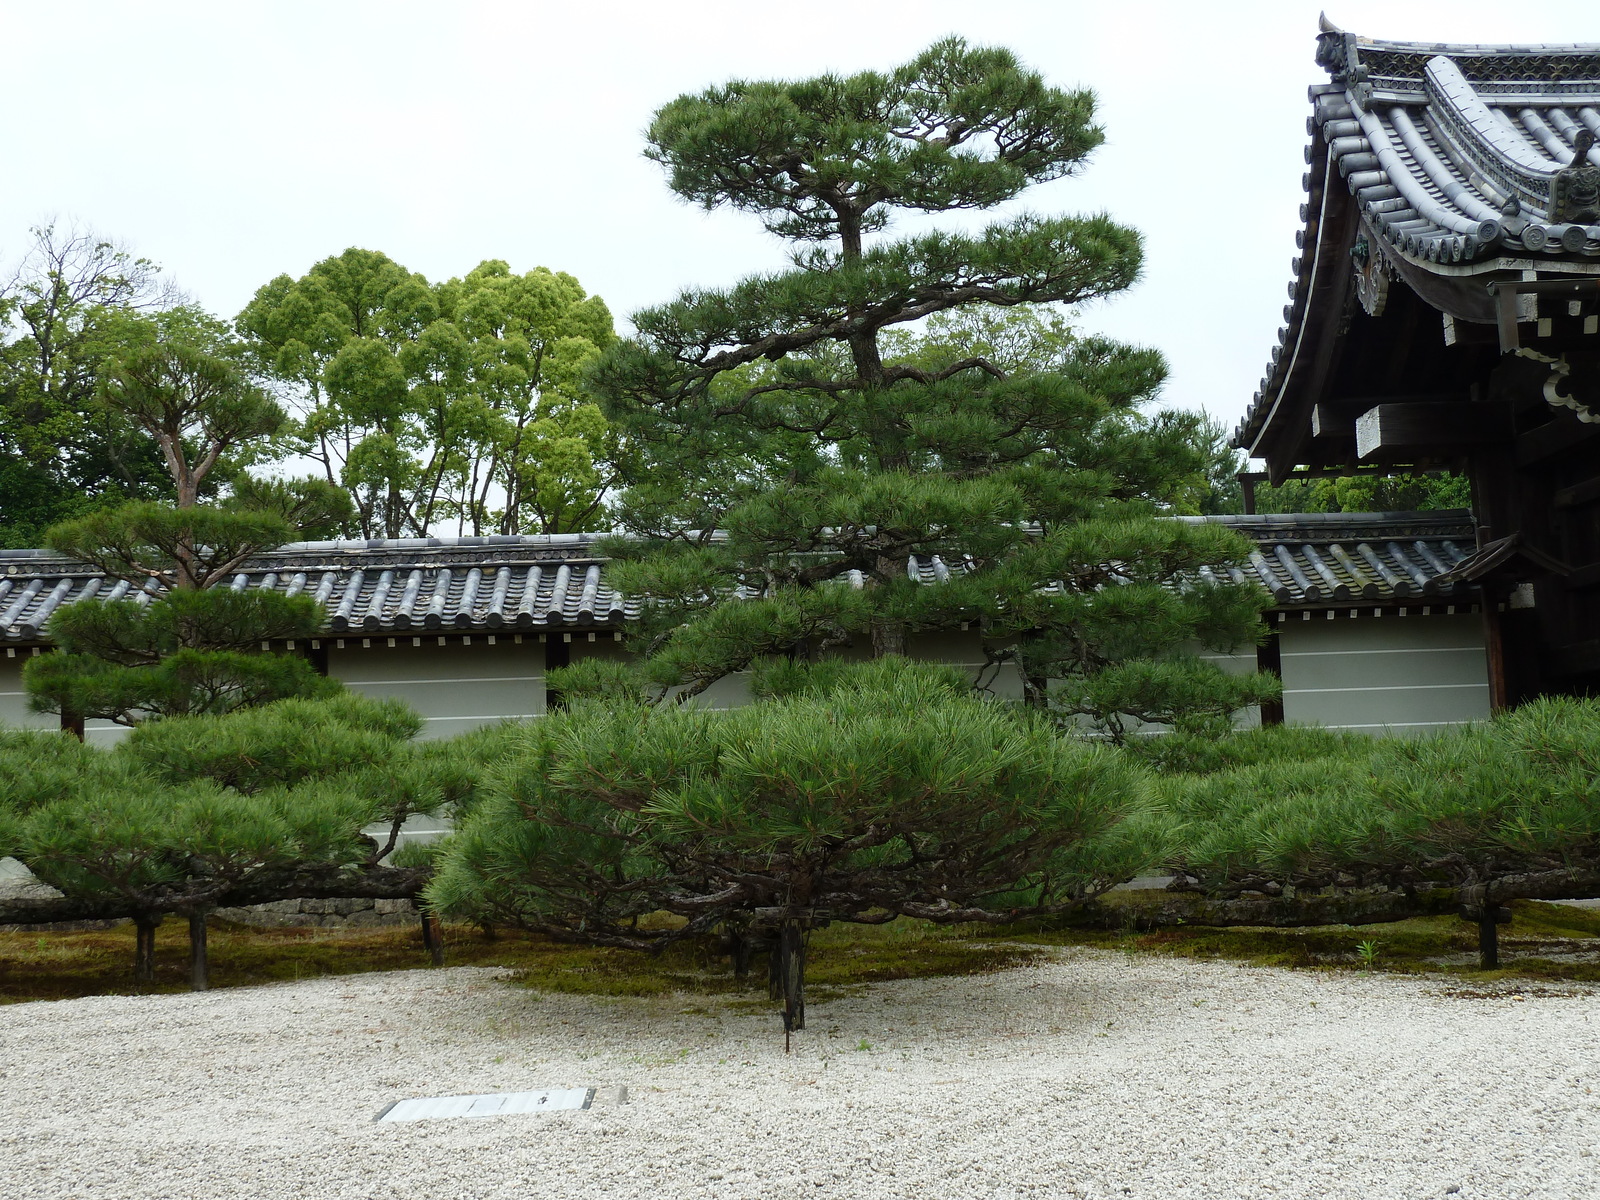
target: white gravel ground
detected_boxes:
[3,951,1599,1199]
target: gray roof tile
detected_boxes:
[1234,27,1600,451]
[0,513,1479,644]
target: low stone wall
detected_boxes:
[213,897,418,929]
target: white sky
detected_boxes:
[6,0,1597,446]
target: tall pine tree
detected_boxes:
[588,38,1273,729]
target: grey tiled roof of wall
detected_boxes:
[1235,23,1600,450]
[0,513,1478,644]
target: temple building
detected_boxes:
[1234,19,1600,704]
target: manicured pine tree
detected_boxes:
[24,318,351,728]
[438,42,1277,1033]
[16,317,358,985]
[588,38,1273,729]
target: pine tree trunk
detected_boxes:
[870,617,907,658]
[133,915,161,984]
[770,919,806,1033]
[1478,913,1500,969]
[188,911,210,991]
[730,929,754,980]
[419,906,445,966]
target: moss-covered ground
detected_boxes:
[1021,898,1600,984]
[0,916,1042,1005]
[6,900,1600,1005]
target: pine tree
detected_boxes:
[589,38,1273,728]
[440,42,1279,1032]
[24,320,351,727]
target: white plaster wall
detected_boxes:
[327,637,545,740]
[0,653,55,731]
[1,651,126,744]
[1277,611,1490,735]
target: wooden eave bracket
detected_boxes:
[1354,399,1510,461]
[1489,279,1600,353]
[1434,533,1570,588]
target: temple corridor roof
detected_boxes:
[1312,29,1600,266]
[0,513,1479,645]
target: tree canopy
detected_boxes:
[238,249,617,538]
[0,225,180,546]
[584,38,1273,734]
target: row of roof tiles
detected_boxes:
[0,514,1479,644]
[1236,26,1600,453]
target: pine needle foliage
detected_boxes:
[586,40,1273,730]
[1161,699,1600,898]
[428,658,1160,1026]
[24,319,352,726]
[0,695,444,985]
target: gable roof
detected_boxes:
[1235,21,1600,465]
[1313,25,1600,266]
[0,512,1480,646]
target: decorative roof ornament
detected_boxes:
[1351,232,1391,317]
[1517,347,1599,425]
[1550,129,1600,225]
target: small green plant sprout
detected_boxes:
[856,1039,872,1052]
[1356,939,1382,969]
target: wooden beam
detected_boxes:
[1567,562,1600,591]
[1356,401,1510,461]
[1554,477,1600,509]
[1547,639,1600,679]
[1313,394,1469,439]
[1515,414,1600,467]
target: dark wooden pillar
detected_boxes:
[1256,625,1284,727]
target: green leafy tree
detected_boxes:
[437,260,617,534]
[238,250,616,537]
[0,224,179,546]
[24,322,350,726]
[587,39,1273,733]
[430,659,1158,1030]
[1249,472,1472,515]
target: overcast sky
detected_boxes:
[6,0,1597,449]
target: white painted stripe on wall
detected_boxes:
[1282,683,1490,695]
[343,676,543,686]
[420,713,538,723]
[1320,720,1479,730]
[1280,646,1483,658]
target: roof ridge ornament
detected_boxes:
[1550,128,1600,224]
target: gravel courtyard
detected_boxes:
[3,950,1597,1200]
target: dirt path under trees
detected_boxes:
[3,951,1597,1199]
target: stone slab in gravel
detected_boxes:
[3,950,1598,1199]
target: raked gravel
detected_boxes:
[3,950,1599,1199]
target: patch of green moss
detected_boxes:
[6,900,1595,1006]
[992,900,1600,982]
[0,916,1041,1005]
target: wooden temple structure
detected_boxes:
[1235,20,1600,705]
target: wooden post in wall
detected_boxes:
[1479,586,1509,713]
[1256,625,1284,726]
